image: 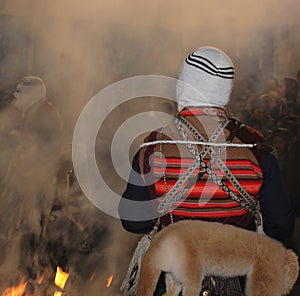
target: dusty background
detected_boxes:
[0,0,300,295]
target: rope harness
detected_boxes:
[156,114,264,234]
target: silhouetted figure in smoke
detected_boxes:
[272,77,299,119]
[263,76,280,103]
[227,95,250,123]
[270,129,290,176]
[0,76,62,281]
[246,95,275,139]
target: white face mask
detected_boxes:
[13,83,45,112]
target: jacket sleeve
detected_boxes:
[118,151,156,234]
[259,151,297,239]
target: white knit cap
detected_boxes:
[176,46,235,111]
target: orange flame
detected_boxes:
[53,292,63,296]
[89,270,96,281]
[54,266,69,290]
[1,280,27,296]
[106,275,113,288]
[37,273,44,285]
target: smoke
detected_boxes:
[1,0,300,112]
[1,0,300,294]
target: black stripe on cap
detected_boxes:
[186,53,234,79]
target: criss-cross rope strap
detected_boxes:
[157,118,229,215]
[177,115,264,234]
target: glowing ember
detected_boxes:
[37,273,44,285]
[106,275,113,288]
[54,266,69,290]
[53,292,63,296]
[89,270,96,281]
[1,280,27,296]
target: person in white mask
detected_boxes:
[0,75,62,280]
[13,76,47,115]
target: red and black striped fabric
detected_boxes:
[153,155,263,218]
[139,107,265,227]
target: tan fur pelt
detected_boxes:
[137,220,299,296]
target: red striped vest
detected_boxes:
[139,107,265,228]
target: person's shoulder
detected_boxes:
[37,99,61,119]
[228,117,264,142]
[241,124,264,141]
[141,127,165,145]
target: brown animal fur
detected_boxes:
[136,220,299,296]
